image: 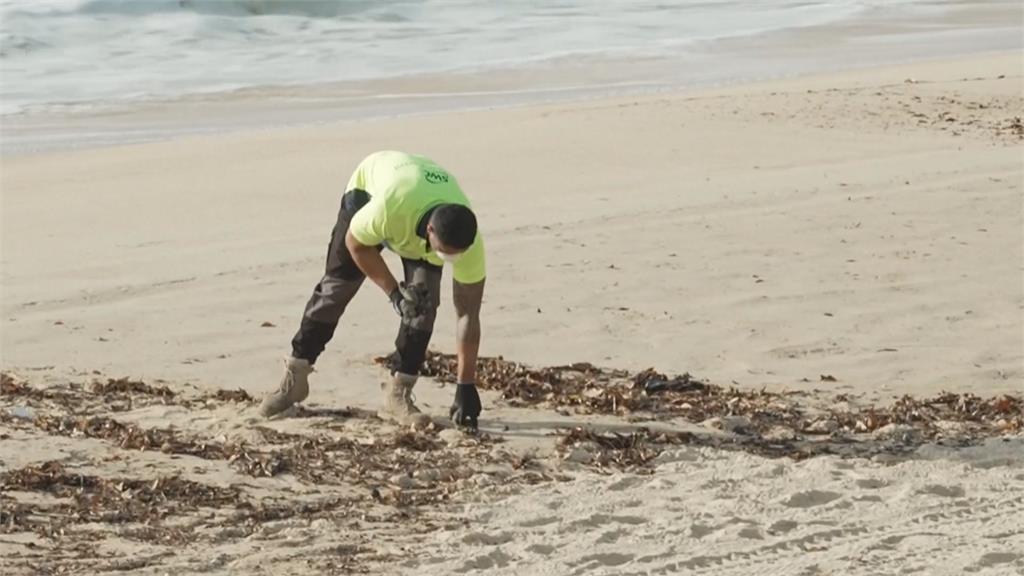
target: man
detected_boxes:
[259,151,485,429]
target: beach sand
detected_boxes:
[2,51,1022,575]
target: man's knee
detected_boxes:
[405,261,443,310]
[404,305,437,332]
[403,277,441,332]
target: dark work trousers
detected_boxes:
[290,189,442,375]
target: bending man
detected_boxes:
[259,150,485,429]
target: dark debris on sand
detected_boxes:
[0,417,505,559]
[13,413,289,478]
[1,408,520,499]
[557,427,692,471]
[0,460,239,543]
[1,358,1021,573]
[5,359,1022,469]
[1,372,254,413]
[0,459,389,576]
[410,352,1022,461]
[1,377,538,540]
[88,377,176,399]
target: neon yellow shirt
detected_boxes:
[348,151,486,284]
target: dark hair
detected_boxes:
[430,204,477,250]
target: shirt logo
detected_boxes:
[425,170,449,184]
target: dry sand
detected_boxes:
[2,52,1023,575]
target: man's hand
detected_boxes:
[449,383,482,429]
[389,282,428,320]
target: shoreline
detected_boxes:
[2,0,1019,155]
[0,49,1013,157]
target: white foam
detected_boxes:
[1,0,876,114]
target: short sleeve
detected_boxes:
[348,198,387,246]
[453,233,486,284]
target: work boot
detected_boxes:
[379,372,431,428]
[259,357,313,417]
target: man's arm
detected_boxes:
[453,278,484,383]
[345,230,398,296]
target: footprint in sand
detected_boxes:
[461,531,513,546]
[783,490,843,508]
[456,549,513,572]
[526,543,556,556]
[572,552,634,572]
[855,478,887,489]
[738,525,764,540]
[567,513,647,531]
[606,476,647,492]
[917,484,966,498]
[518,516,559,528]
[597,528,626,544]
[976,552,1020,568]
[645,476,677,490]
[690,523,716,539]
[768,519,799,534]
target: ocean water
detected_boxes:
[1,0,1020,153]
[0,0,915,115]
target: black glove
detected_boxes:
[389,283,428,320]
[449,383,482,429]
[388,286,405,317]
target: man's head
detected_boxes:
[427,204,477,261]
